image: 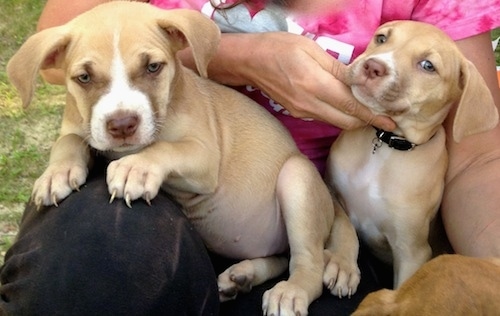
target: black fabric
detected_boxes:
[0,160,219,316]
[0,158,392,315]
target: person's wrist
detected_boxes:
[207,32,264,87]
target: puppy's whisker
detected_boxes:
[153,116,166,136]
[82,123,92,142]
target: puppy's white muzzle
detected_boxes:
[350,52,410,115]
[88,44,156,153]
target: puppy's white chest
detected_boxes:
[331,141,393,240]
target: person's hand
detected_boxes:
[211,32,395,131]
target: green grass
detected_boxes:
[0,102,63,202]
[0,0,45,66]
[0,0,64,256]
[493,28,500,66]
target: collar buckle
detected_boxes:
[372,127,417,154]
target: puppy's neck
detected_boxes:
[391,117,443,146]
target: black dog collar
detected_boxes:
[372,127,417,154]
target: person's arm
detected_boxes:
[36,0,148,84]
[179,31,396,131]
[442,31,500,257]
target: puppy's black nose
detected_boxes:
[364,59,387,78]
[107,115,139,138]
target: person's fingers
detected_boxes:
[308,48,351,85]
[307,99,367,130]
[312,50,396,130]
[314,68,396,130]
[247,34,396,131]
[371,114,397,131]
[328,58,351,86]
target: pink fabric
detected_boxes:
[150,0,500,174]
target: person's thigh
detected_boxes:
[0,162,219,316]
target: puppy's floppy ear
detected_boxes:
[156,9,221,78]
[7,26,71,108]
[452,59,499,142]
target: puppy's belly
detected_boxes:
[184,195,289,260]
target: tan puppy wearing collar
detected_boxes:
[326,21,498,288]
[353,254,500,315]
[7,2,360,314]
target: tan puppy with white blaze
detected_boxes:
[7,2,361,315]
[326,21,498,288]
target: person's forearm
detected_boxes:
[37,0,113,31]
[37,0,111,84]
[442,31,500,257]
[177,32,258,87]
[179,31,395,131]
[442,154,500,256]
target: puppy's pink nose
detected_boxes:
[107,115,139,138]
[364,59,387,78]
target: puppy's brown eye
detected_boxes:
[419,60,435,72]
[375,34,387,44]
[77,73,91,84]
[147,62,162,74]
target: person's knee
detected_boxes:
[0,170,219,315]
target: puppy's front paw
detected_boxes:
[32,163,88,208]
[107,154,163,207]
[218,260,256,302]
[262,281,309,316]
[323,249,361,298]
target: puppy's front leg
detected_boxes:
[107,140,218,206]
[32,134,90,207]
[323,198,361,298]
[262,156,332,316]
[391,216,433,288]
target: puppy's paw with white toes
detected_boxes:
[32,163,88,208]
[262,281,309,316]
[218,260,256,302]
[323,250,361,298]
[106,155,163,207]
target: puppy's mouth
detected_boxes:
[352,85,409,117]
[88,138,148,154]
[348,57,410,116]
[88,109,159,154]
[112,142,146,152]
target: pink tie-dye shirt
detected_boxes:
[150,0,500,174]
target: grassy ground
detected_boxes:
[0,1,499,259]
[0,0,65,255]
[493,28,500,65]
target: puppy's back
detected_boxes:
[353,254,500,316]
